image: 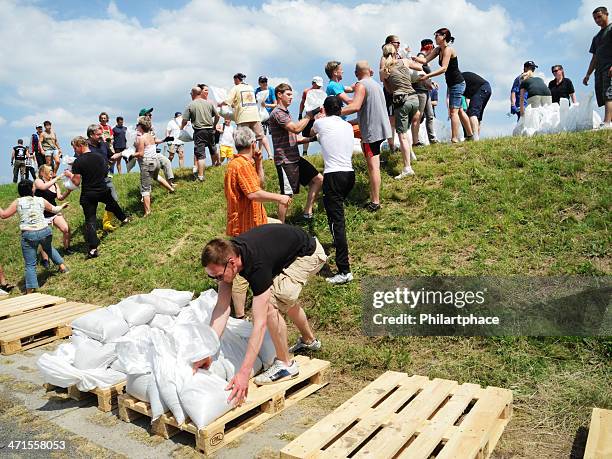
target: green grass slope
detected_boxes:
[0,130,610,457]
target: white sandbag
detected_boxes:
[150,289,193,308]
[226,317,275,369]
[106,304,125,320]
[127,373,151,402]
[73,339,116,370]
[129,293,182,316]
[304,88,327,112]
[114,325,153,374]
[71,308,129,343]
[173,322,220,364]
[37,352,124,391]
[209,355,234,381]
[178,129,193,142]
[256,89,270,122]
[177,289,218,326]
[70,330,89,349]
[115,299,156,326]
[180,370,232,429]
[150,328,186,424]
[62,156,79,191]
[208,86,228,106]
[147,377,168,420]
[110,358,128,374]
[149,314,176,331]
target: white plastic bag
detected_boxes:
[178,128,193,143]
[61,156,79,191]
[71,308,129,343]
[256,89,270,122]
[208,86,228,106]
[180,370,232,429]
[127,373,151,402]
[37,352,124,391]
[147,377,168,420]
[115,299,156,326]
[73,339,116,370]
[150,329,186,424]
[129,293,182,316]
[149,314,176,331]
[226,317,275,369]
[304,89,327,112]
[150,289,193,307]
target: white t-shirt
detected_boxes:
[166,117,184,145]
[313,116,354,174]
[220,124,235,148]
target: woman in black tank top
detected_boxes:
[415,28,474,143]
[33,165,72,252]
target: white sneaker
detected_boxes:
[394,167,415,180]
[326,272,353,285]
[410,151,417,161]
[289,337,322,353]
[253,359,299,385]
[0,288,8,296]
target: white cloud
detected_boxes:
[0,0,526,150]
[0,116,6,126]
[556,0,603,59]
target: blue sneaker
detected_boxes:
[253,359,299,386]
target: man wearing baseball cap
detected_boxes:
[510,61,535,120]
[166,111,185,168]
[298,76,324,155]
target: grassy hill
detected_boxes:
[0,130,610,457]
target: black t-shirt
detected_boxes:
[548,78,575,104]
[233,224,317,296]
[462,72,487,99]
[89,140,113,162]
[13,145,27,161]
[590,23,612,73]
[72,152,108,194]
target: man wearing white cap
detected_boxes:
[298,76,324,156]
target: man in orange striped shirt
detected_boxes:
[225,126,291,318]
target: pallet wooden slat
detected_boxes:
[281,372,512,459]
[0,301,101,355]
[0,293,66,319]
[118,355,330,456]
[584,408,612,459]
[45,380,127,412]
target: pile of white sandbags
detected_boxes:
[38,288,276,429]
[513,93,602,137]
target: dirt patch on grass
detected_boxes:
[87,411,120,428]
[171,445,205,458]
[17,365,36,373]
[1,358,15,365]
[254,446,278,459]
[127,427,166,446]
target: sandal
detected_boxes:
[0,283,15,292]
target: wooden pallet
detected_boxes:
[281,371,512,459]
[118,355,330,456]
[584,408,612,459]
[44,380,127,412]
[0,301,101,355]
[0,293,66,320]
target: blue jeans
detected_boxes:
[448,81,466,109]
[21,227,64,289]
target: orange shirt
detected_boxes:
[225,155,267,236]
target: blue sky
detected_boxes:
[0,0,605,184]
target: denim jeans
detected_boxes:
[20,226,64,289]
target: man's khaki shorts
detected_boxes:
[269,239,327,313]
[238,121,265,141]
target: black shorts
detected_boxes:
[383,87,393,116]
[193,128,216,160]
[301,117,316,137]
[362,139,384,159]
[276,157,319,195]
[466,82,492,122]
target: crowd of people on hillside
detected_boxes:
[1,10,611,392]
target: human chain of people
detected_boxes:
[1,10,611,304]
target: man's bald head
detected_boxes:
[191,86,202,98]
[355,60,371,78]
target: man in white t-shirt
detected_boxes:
[312,95,355,285]
[165,112,185,168]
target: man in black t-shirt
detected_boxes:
[65,136,128,259]
[583,6,612,126]
[11,139,29,183]
[200,224,327,404]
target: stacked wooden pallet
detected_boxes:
[118,355,330,456]
[44,380,127,412]
[281,371,513,459]
[0,294,100,355]
[584,407,612,459]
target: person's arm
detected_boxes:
[0,200,18,219]
[52,132,61,154]
[181,118,188,129]
[583,55,597,85]
[405,58,423,71]
[26,147,31,159]
[570,93,577,104]
[134,136,145,158]
[209,280,232,339]
[299,90,307,116]
[64,169,81,187]
[341,83,366,116]
[247,189,291,206]
[227,288,271,405]
[282,112,313,134]
[422,47,450,79]
[43,199,68,214]
[34,176,61,191]
[519,89,526,116]
[254,148,265,186]
[37,137,44,155]
[11,148,14,165]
